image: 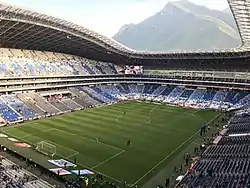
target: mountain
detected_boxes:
[222,8,232,14]
[113,0,241,52]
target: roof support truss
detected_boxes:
[0,1,249,60]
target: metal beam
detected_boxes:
[1,22,30,40]
[5,24,35,41]
[26,30,61,48]
[44,38,87,51]
[15,26,51,45]
[0,20,13,30]
[10,28,44,43]
[0,0,249,60]
[0,21,19,37]
[32,34,69,49]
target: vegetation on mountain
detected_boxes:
[113,0,241,51]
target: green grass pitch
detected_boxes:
[2,101,219,186]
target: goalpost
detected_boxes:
[35,141,56,157]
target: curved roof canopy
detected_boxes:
[0,0,249,61]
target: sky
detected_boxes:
[0,0,229,37]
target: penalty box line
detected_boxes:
[51,128,124,152]
[3,129,79,160]
[40,139,80,159]
[65,151,79,160]
[48,138,125,184]
[2,127,55,140]
[54,151,124,184]
[91,150,125,169]
[3,130,124,185]
[131,113,221,187]
[19,128,55,140]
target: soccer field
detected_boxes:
[2,101,219,186]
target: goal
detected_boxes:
[36,141,56,157]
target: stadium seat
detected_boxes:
[178,110,250,188]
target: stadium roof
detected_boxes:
[0,1,250,62]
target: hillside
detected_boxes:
[113,0,241,52]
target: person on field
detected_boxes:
[165,178,170,187]
[127,139,131,146]
[74,156,76,164]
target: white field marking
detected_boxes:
[66,151,79,159]
[131,113,221,187]
[5,130,79,159]
[55,151,124,184]
[193,142,202,146]
[192,109,201,114]
[146,105,159,125]
[3,131,30,140]
[1,124,22,131]
[3,129,124,185]
[19,128,55,140]
[36,139,79,159]
[146,119,151,124]
[52,128,124,151]
[94,136,99,143]
[92,150,125,169]
[152,102,163,105]
[2,122,50,137]
[2,131,21,141]
[2,129,35,142]
[149,105,158,115]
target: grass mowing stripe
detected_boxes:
[148,105,159,115]
[4,130,124,184]
[41,139,80,158]
[61,154,125,184]
[4,129,31,138]
[19,128,55,139]
[51,128,124,152]
[92,150,125,169]
[47,117,136,139]
[38,119,132,148]
[1,102,220,186]
[131,113,221,187]
[4,130,79,158]
[57,113,155,134]
[65,151,79,159]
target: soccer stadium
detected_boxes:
[0,1,249,188]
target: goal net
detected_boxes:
[36,141,56,157]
